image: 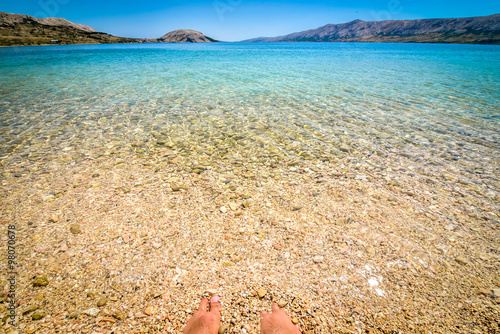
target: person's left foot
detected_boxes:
[183,295,222,334]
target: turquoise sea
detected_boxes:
[0,43,499,190]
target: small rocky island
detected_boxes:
[156,29,218,43]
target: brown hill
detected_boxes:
[0,11,137,47]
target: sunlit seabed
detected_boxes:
[0,43,499,195]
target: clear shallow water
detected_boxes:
[0,43,499,190]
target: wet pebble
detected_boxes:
[97,297,108,307]
[69,311,81,319]
[87,290,98,298]
[25,326,38,334]
[257,289,267,298]
[218,324,229,334]
[48,215,59,223]
[32,312,45,320]
[366,246,376,256]
[113,311,125,320]
[70,224,81,234]
[228,202,240,211]
[22,305,39,315]
[83,308,100,317]
[171,183,182,191]
[277,300,288,308]
[145,305,154,315]
[33,276,49,287]
[475,288,490,296]
[57,243,68,252]
[335,217,349,226]
[313,255,324,263]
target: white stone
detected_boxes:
[313,255,324,263]
[83,308,100,317]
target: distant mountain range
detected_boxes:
[0,11,136,46]
[1,11,499,47]
[244,14,500,44]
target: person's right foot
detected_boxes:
[260,302,301,334]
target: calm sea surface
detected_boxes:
[0,43,499,190]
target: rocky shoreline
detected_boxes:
[1,137,499,333]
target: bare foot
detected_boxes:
[260,302,301,334]
[183,295,222,334]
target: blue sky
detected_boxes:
[1,0,499,41]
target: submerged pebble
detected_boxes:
[33,276,49,287]
[97,297,108,307]
[70,224,81,234]
[83,308,100,317]
[32,312,46,320]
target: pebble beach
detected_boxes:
[0,43,499,333]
